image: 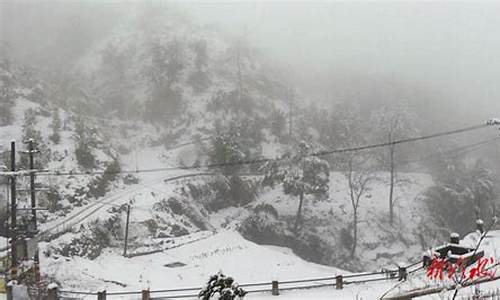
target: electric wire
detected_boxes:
[28,123,490,177]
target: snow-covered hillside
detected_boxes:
[242,172,438,271]
[72,7,291,148]
[40,228,500,299]
[35,162,441,293]
[41,231,345,294]
[2,4,500,300]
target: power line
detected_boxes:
[312,124,488,157]
[23,123,491,177]
[398,135,500,166]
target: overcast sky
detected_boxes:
[2,1,500,124]
[176,1,500,123]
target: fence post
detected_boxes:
[449,232,460,244]
[47,284,59,300]
[142,289,150,300]
[398,266,407,281]
[335,275,343,289]
[6,281,14,300]
[97,290,106,300]
[271,280,279,296]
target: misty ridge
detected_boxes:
[0,1,500,298]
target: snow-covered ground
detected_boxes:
[39,229,500,299]
[41,230,347,298]
[255,171,437,271]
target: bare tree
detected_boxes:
[371,103,417,225]
[344,154,375,257]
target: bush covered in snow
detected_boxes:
[89,160,121,198]
[240,203,289,246]
[186,175,258,212]
[52,219,113,259]
[425,158,497,236]
[198,272,247,300]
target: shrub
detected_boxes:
[167,197,183,215]
[171,224,189,237]
[45,188,63,213]
[144,219,159,236]
[123,174,139,185]
[90,160,121,197]
[198,273,247,300]
[253,203,278,219]
[54,219,111,259]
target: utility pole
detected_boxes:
[289,89,293,139]
[389,133,395,225]
[123,204,130,257]
[24,138,41,291]
[25,139,39,232]
[10,141,17,280]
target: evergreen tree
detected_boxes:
[73,117,97,169]
[20,109,48,169]
[0,58,15,126]
[144,40,185,122]
[98,43,132,116]
[425,156,497,236]
[188,39,210,93]
[198,272,247,300]
[208,124,258,208]
[269,108,287,140]
[262,141,330,231]
[209,131,246,176]
[50,108,62,144]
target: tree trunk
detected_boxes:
[389,134,395,225]
[348,157,357,256]
[351,210,358,257]
[294,191,304,232]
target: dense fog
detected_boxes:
[3,1,500,124]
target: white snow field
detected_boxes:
[40,229,500,299]
[41,230,348,298]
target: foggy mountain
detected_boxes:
[1,1,500,299]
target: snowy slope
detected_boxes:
[250,172,437,271]
[35,169,437,294]
[41,230,346,296]
[41,229,500,299]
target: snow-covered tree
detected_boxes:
[425,156,497,236]
[73,117,97,169]
[188,39,211,93]
[318,103,367,169]
[209,131,246,176]
[207,124,258,209]
[198,272,247,300]
[262,141,329,231]
[0,58,15,126]
[96,43,134,116]
[20,109,49,169]
[144,39,185,122]
[49,108,62,144]
[269,107,287,141]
